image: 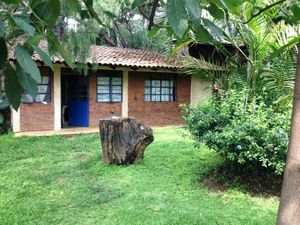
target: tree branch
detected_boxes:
[113,21,128,47]
[138,0,159,31]
[99,32,117,47]
[244,0,286,24]
[148,0,159,30]
[138,6,150,20]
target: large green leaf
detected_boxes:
[15,44,41,83]
[33,46,54,70]
[207,3,224,19]
[47,34,57,56]
[14,16,36,37]
[131,0,148,9]
[83,0,104,26]
[185,0,201,24]
[291,4,300,23]
[202,18,226,38]
[167,0,188,38]
[32,0,61,25]
[270,36,300,60]
[5,64,22,110]
[28,35,44,46]
[16,63,38,98]
[221,0,245,15]
[103,10,117,19]
[80,10,90,20]
[2,0,21,4]
[56,42,74,69]
[195,25,212,42]
[29,0,43,9]
[23,41,35,55]
[47,33,74,69]
[67,0,81,13]
[0,113,4,124]
[0,38,7,69]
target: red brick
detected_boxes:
[128,72,191,126]
[89,71,122,127]
[20,67,54,131]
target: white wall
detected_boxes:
[11,108,20,133]
[190,74,212,105]
[122,70,129,117]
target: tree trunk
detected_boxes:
[277,44,300,225]
[99,117,154,165]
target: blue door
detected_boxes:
[68,100,89,127]
[67,76,89,127]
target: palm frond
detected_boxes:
[263,49,296,108]
[179,54,233,89]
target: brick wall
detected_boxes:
[128,72,191,126]
[89,71,122,127]
[20,67,54,131]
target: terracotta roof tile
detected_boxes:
[10,40,180,70]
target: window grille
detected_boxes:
[97,75,122,103]
[21,75,51,103]
[144,78,176,102]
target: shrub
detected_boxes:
[0,100,11,134]
[182,89,291,175]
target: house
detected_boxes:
[10,41,212,133]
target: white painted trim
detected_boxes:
[11,107,20,133]
[54,65,61,131]
[10,63,21,132]
[122,70,129,117]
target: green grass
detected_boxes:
[0,127,278,225]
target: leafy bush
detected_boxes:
[0,100,10,134]
[182,89,291,175]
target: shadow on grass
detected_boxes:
[200,163,283,197]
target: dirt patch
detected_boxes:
[202,174,229,193]
[201,165,283,197]
[63,135,77,139]
[78,156,89,162]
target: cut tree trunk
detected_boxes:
[99,117,154,165]
[277,44,300,225]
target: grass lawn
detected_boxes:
[0,127,278,225]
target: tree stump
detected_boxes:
[99,117,154,165]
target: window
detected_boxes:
[144,78,176,102]
[21,75,51,103]
[97,75,122,102]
